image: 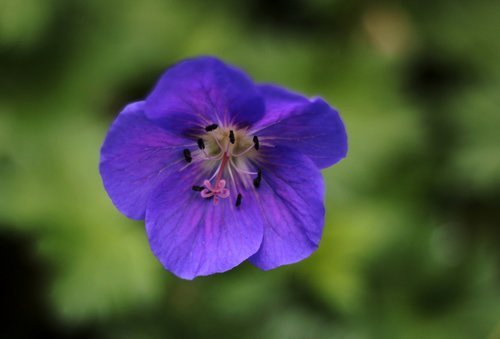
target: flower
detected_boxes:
[99,56,347,279]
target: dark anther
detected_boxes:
[192,185,204,192]
[229,130,235,144]
[197,138,205,150]
[253,136,260,151]
[253,176,261,188]
[236,193,242,207]
[205,124,218,132]
[253,168,262,188]
[183,149,192,163]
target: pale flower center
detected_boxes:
[185,124,262,207]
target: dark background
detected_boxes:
[1,0,499,338]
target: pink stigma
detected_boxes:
[200,179,230,205]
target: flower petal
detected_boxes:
[252,84,348,169]
[249,146,325,270]
[99,101,192,220]
[145,56,265,134]
[145,162,264,280]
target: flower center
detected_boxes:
[186,124,262,206]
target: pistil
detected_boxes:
[215,151,230,185]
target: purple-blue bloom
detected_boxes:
[99,56,347,279]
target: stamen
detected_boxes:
[183,149,192,163]
[230,159,258,175]
[232,144,255,157]
[197,138,205,150]
[229,130,235,144]
[208,162,223,181]
[253,168,262,188]
[253,136,260,151]
[236,193,242,207]
[227,161,237,192]
[253,177,261,188]
[192,185,204,192]
[204,152,224,161]
[205,124,218,132]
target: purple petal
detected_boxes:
[99,101,192,220]
[145,162,264,280]
[145,56,265,134]
[249,146,325,270]
[252,84,348,169]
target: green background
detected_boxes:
[1,0,499,338]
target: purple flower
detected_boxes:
[99,56,347,279]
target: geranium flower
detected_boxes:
[99,56,347,279]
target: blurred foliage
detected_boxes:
[1,0,499,338]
